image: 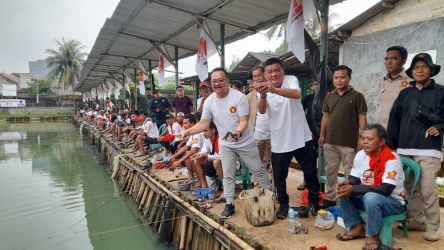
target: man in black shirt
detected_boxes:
[150,89,171,127]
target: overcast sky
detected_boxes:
[0,0,378,76]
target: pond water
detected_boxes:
[0,122,172,250]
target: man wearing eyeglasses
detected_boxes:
[181,67,272,219]
[377,46,410,128]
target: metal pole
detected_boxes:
[122,71,126,110]
[220,23,225,68]
[148,60,154,91]
[175,46,179,86]
[320,0,329,88]
[134,68,137,111]
[318,0,329,192]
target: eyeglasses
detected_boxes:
[211,79,226,84]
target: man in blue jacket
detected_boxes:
[387,52,442,241]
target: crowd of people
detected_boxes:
[78,46,442,249]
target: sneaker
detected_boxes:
[275,204,289,219]
[308,202,319,216]
[319,199,336,209]
[423,230,440,241]
[221,203,235,219]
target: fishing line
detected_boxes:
[88,215,186,237]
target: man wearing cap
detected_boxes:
[176,112,185,127]
[197,82,210,113]
[376,46,411,128]
[387,52,443,241]
[173,85,193,115]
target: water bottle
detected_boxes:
[288,208,297,232]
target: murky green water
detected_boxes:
[0,123,172,250]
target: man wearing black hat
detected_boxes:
[387,52,443,241]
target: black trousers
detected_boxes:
[271,140,320,205]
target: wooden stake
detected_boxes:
[179,216,187,250]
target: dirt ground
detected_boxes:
[152,165,444,250]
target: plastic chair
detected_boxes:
[234,160,252,190]
[360,156,421,247]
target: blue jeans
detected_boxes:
[339,192,405,236]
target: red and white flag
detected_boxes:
[158,54,165,86]
[123,70,132,94]
[286,0,315,63]
[114,80,122,98]
[195,23,217,82]
[137,60,146,95]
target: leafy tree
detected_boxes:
[45,38,87,89]
[27,78,52,103]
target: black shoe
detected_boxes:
[396,222,426,232]
[308,202,319,216]
[319,199,336,209]
[221,203,235,219]
[275,204,289,219]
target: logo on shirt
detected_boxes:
[387,170,397,180]
[229,106,237,113]
[193,137,199,143]
[400,80,408,88]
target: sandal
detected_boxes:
[215,196,226,203]
[297,183,306,191]
[362,240,380,250]
[336,232,366,241]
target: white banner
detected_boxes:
[0,99,26,108]
[158,54,165,86]
[2,83,17,96]
[286,0,315,63]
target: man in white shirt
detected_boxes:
[133,112,159,156]
[335,124,405,250]
[170,114,205,184]
[258,58,320,218]
[247,66,271,172]
[191,121,222,189]
[182,67,272,219]
[158,113,183,154]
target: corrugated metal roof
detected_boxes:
[78,0,345,92]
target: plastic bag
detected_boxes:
[315,210,335,230]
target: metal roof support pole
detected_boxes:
[220,23,225,68]
[134,68,138,111]
[122,71,126,110]
[175,46,179,87]
[148,60,154,91]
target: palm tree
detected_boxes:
[265,12,340,44]
[45,38,87,89]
